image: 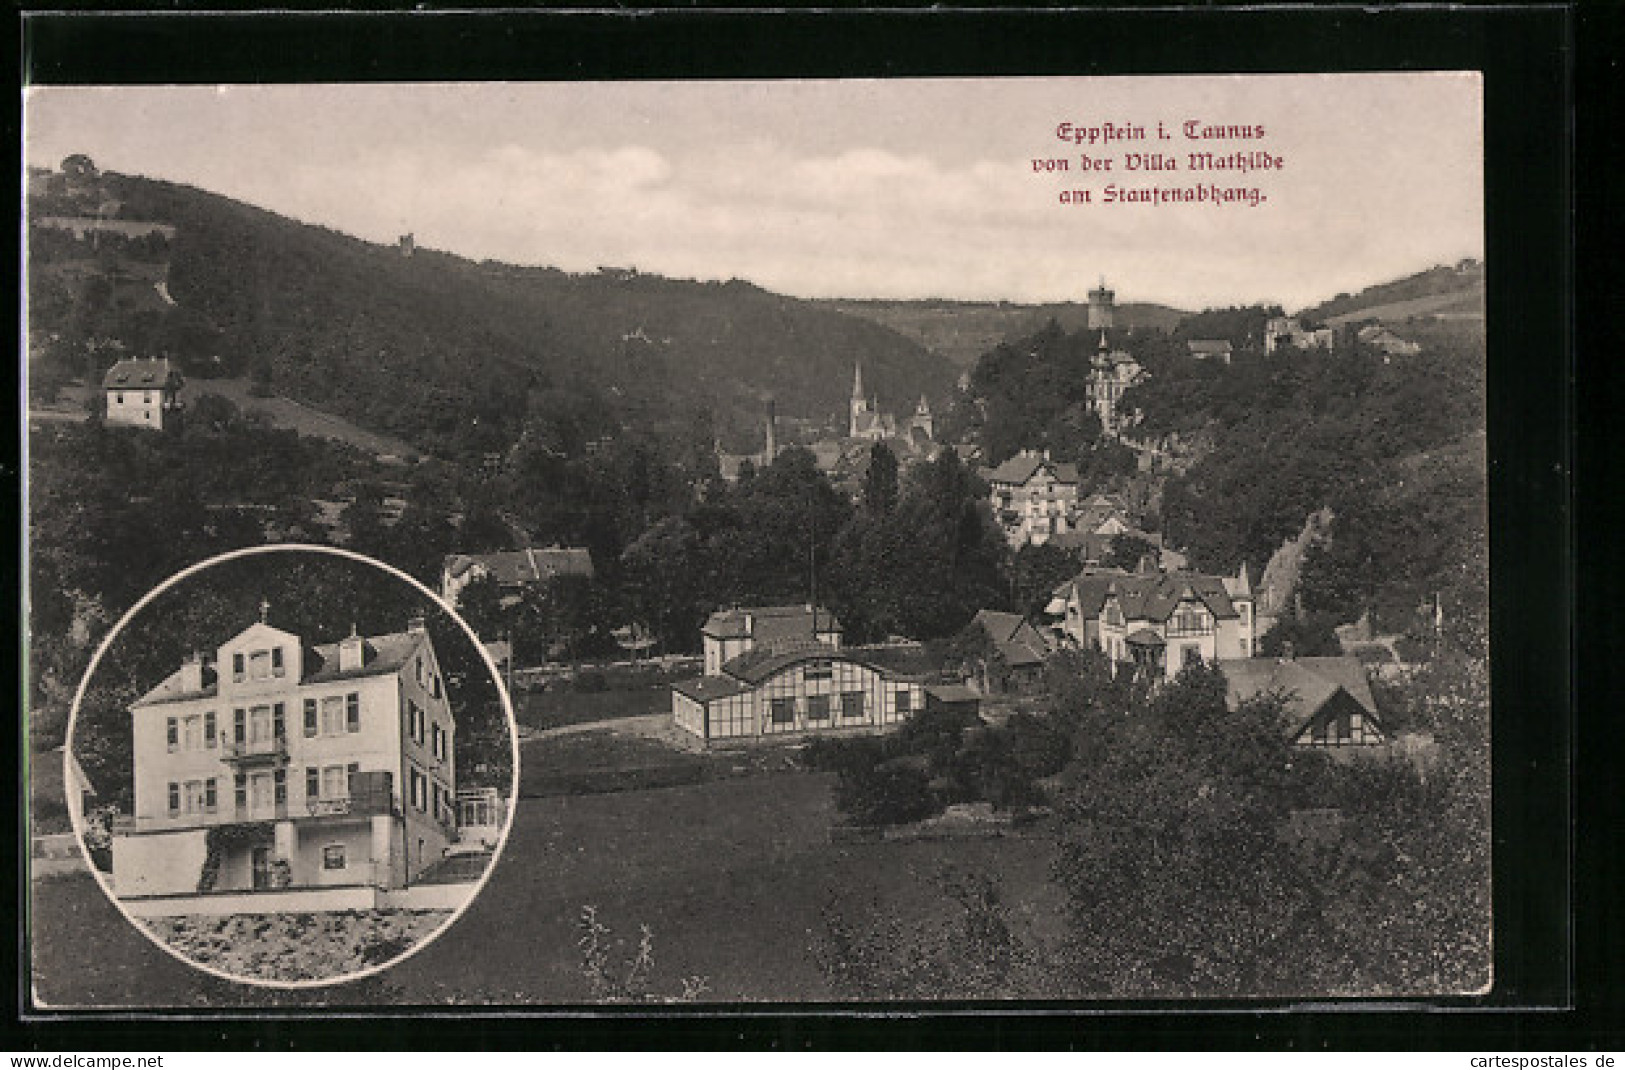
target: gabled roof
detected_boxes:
[720,643,921,687]
[444,547,595,586]
[133,628,428,707]
[1187,339,1233,354]
[1218,656,1379,733]
[1057,569,1241,624]
[671,675,753,702]
[984,452,1081,487]
[102,357,182,391]
[970,609,1051,668]
[702,604,842,642]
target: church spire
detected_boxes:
[852,361,865,401]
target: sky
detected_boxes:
[24,75,1483,311]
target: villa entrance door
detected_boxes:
[250,846,272,890]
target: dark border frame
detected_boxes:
[11,3,1585,1050]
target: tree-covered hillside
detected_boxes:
[27,164,955,460]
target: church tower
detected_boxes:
[1088,276,1116,331]
[850,362,871,439]
[909,395,934,442]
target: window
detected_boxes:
[770,697,795,725]
[1182,645,1202,667]
[249,705,272,744]
[166,717,178,752]
[322,844,347,871]
[143,391,152,404]
[273,702,285,740]
[115,392,124,404]
[411,769,427,811]
[415,656,424,686]
[304,698,318,737]
[183,780,205,814]
[1171,606,1212,636]
[233,708,246,744]
[841,692,866,719]
[232,653,245,682]
[271,647,285,677]
[806,695,830,721]
[248,649,271,680]
[804,660,832,681]
[431,723,445,762]
[204,778,218,812]
[167,783,180,815]
[1241,638,1252,657]
[431,674,442,699]
[306,767,320,800]
[347,763,359,794]
[321,696,345,735]
[893,689,912,715]
[1240,604,1251,625]
[204,712,216,748]
[322,764,347,800]
[234,774,247,810]
[346,692,360,732]
[181,715,200,750]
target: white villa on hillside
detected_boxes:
[983,449,1082,547]
[102,356,183,430]
[1047,563,1257,678]
[111,612,460,902]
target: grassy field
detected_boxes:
[29,773,1065,1007]
[515,686,671,732]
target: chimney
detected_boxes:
[339,625,366,672]
[179,651,205,693]
[744,613,754,637]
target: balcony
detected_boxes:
[303,786,397,821]
[221,735,289,765]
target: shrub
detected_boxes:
[836,758,939,827]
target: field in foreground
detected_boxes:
[145,909,452,984]
[30,773,1065,1007]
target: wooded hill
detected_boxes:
[26,165,956,460]
[1296,259,1484,325]
[821,297,1189,369]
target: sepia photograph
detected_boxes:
[25,73,1492,1008]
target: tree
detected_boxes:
[861,441,899,514]
[1010,542,1078,617]
[1104,532,1158,572]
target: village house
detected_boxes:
[982,449,1082,547]
[1186,339,1234,364]
[1219,651,1386,749]
[440,546,595,609]
[672,604,935,746]
[110,612,460,904]
[1265,317,1335,354]
[1045,562,1257,677]
[963,609,1052,691]
[1356,323,1423,357]
[103,356,183,430]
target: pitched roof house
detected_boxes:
[441,547,595,607]
[102,357,184,430]
[983,449,1082,548]
[111,614,463,908]
[1219,654,1385,748]
[1046,563,1257,677]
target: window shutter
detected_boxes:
[204,712,216,747]
[234,708,246,743]
[273,703,285,739]
[346,693,360,732]
[304,699,318,737]
[166,718,178,752]
[273,769,287,803]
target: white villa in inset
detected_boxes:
[111,611,460,905]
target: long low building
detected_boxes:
[672,644,929,744]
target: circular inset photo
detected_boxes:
[67,545,518,987]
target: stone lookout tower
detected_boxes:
[1087,276,1116,331]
